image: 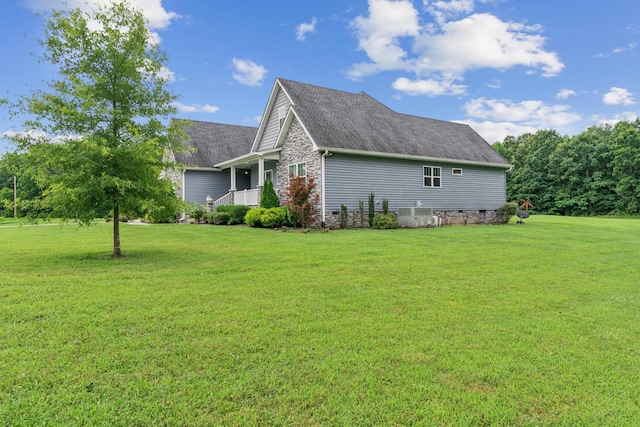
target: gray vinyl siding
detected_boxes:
[256,90,291,152]
[184,170,230,205]
[324,154,506,212]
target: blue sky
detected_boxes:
[1,0,639,154]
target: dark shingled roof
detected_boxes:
[278,78,510,166]
[173,119,257,167]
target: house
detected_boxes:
[170,78,512,227]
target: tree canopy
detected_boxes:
[7,0,183,256]
[495,119,640,216]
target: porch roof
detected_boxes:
[214,147,281,169]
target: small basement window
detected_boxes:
[452,168,463,176]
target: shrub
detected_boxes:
[497,202,518,223]
[372,213,399,229]
[216,205,250,225]
[245,207,291,228]
[260,180,280,209]
[339,204,348,229]
[207,211,231,225]
[382,198,389,215]
[245,207,267,227]
[190,204,206,223]
[368,192,375,227]
[358,200,364,227]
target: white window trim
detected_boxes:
[278,106,287,129]
[264,169,273,183]
[452,168,463,176]
[423,165,442,188]
[288,162,307,183]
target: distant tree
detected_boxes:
[284,175,319,228]
[259,179,280,209]
[9,0,182,257]
[502,130,565,213]
[611,119,640,214]
[549,125,616,216]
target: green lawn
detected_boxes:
[1,217,639,426]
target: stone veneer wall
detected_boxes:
[161,150,184,200]
[323,209,501,229]
[276,118,323,227]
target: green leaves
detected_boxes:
[8,0,183,255]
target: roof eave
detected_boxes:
[316,146,513,169]
[215,147,282,169]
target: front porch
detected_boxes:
[208,188,261,211]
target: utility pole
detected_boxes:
[13,175,17,218]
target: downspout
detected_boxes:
[321,150,332,227]
[178,170,187,222]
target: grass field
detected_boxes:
[1,216,639,426]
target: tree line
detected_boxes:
[494,119,640,216]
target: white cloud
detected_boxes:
[23,0,180,30]
[296,17,317,41]
[348,0,420,79]
[173,102,219,114]
[603,87,635,105]
[348,0,563,91]
[556,89,575,99]
[392,77,466,96]
[464,97,581,127]
[231,58,268,87]
[591,112,639,127]
[458,119,538,144]
[461,96,581,142]
[487,79,501,89]
[612,41,638,54]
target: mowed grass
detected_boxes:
[1,217,639,426]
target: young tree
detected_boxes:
[284,175,319,228]
[10,0,182,257]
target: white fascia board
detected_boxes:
[316,146,513,169]
[184,166,222,172]
[275,108,318,150]
[214,148,281,169]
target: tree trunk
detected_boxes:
[113,196,122,258]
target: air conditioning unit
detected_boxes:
[397,207,434,228]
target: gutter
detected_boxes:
[315,146,513,170]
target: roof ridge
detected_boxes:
[173,118,258,130]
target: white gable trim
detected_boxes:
[250,78,294,153]
[275,108,318,150]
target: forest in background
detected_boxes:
[3,119,640,218]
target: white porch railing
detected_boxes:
[233,188,260,206]
[212,193,232,209]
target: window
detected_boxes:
[423,166,441,188]
[264,169,273,183]
[278,106,287,129]
[288,162,306,183]
[452,168,463,176]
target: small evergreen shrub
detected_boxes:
[498,202,518,223]
[216,205,250,225]
[368,192,375,227]
[260,180,280,208]
[382,198,389,215]
[339,204,348,229]
[372,213,399,229]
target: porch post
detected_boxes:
[258,156,265,187]
[230,166,237,191]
